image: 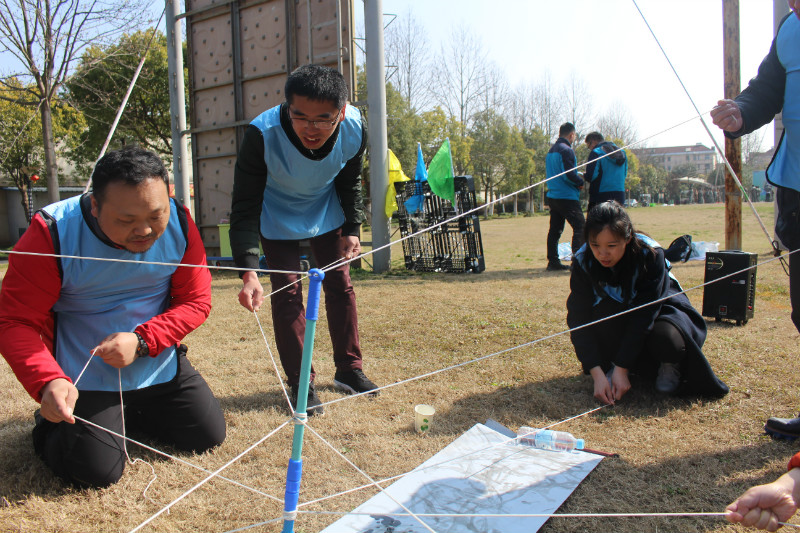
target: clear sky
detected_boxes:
[357,0,782,150]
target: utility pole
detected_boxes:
[166,0,192,216]
[364,0,390,272]
[723,0,742,250]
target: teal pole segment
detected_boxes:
[282,268,324,533]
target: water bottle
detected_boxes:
[516,427,585,452]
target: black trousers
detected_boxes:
[33,348,226,488]
[591,315,687,377]
[547,198,585,262]
[775,186,800,334]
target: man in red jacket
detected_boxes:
[0,146,225,487]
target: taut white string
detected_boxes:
[631,0,775,251]
[128,421,291,533]
[72,415,282,503]
[297,405,608,510]
[314,250,790,412]
[252,310,293,412]
[303,424,438,533]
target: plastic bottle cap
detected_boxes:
[575,439,585,450]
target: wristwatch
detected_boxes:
[134,332,150,358]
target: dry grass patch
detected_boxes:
[2,203,799,532]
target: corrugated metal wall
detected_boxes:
[185,0,355,255]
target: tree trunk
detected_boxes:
[40,100,60,204]
[513,195,518,216]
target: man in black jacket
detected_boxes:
[712,6,800,438]
[229,65,378,416]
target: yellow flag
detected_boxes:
[385,149,411,218]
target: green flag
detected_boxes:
[427,138,454,203]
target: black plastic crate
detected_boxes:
[395,176,485,273]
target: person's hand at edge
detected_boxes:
[726,468,800,531]
[40,378,78,424]
[239,271,264,312]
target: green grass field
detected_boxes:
[1,203,799,533]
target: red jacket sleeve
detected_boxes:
[0,214,67,401]
[134,206,212,355]
[788,452,800,472]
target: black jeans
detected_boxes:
[33,348,226,488]
[547,198,585,262]
[775,185,800,333]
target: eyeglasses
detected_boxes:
[288,115,339,130]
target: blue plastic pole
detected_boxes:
[281,268,325,533]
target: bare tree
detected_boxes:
[532,71,564,141]
[596,100,639,145]
[0,0,154,203]
[384,9,432,112]
[430,25,488,137]
[479,62,509,115]
[506,71,564,142]
[562,72,594,139]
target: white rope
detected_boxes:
[72,415,283,503]
[321,110,726,275]
[314,249,789,412]
[128,420,291,533]
[0,249,304,276]
[631,0,775,251]
[71,348,97,386]
[117,369,160,508]
[296,405,608,510]
[300,510,727,519]
[303,424,439,533]
[252,310,294,412]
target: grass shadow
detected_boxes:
[435,375,726,440]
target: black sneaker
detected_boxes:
[334,369,379,396]
[289,382,324,416]
[546,261,570,271]
[764,413,800,440]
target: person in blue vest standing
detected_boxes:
[712,5,800,439]
[230,64,378,416]
[545,122,585,271]
[0,146,226,487]
[583,131,628,212]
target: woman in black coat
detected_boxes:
[567,201,729,404]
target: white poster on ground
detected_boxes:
[319,422,603,533]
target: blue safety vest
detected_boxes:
[768,15,800,190]
[41,195,185,391]
[251,104,363,240]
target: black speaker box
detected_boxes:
[701,250,757,325]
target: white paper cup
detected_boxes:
[414,404,435,434]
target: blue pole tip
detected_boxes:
[308,268,325,281]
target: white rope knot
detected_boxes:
[292,412,308,425]
[282,510,298,521]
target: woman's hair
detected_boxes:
[582,201,654,303]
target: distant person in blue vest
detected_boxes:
[0,146,226,487]
[583,131,628,212]
[230,64,378,416]
[545,122,585,271]
[711,5,800,440]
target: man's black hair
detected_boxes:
[585,131,604,145]
[285,64,348,109]
[559,122,576,138]
[92,146,169,205]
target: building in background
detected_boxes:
[633,143,718,174]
